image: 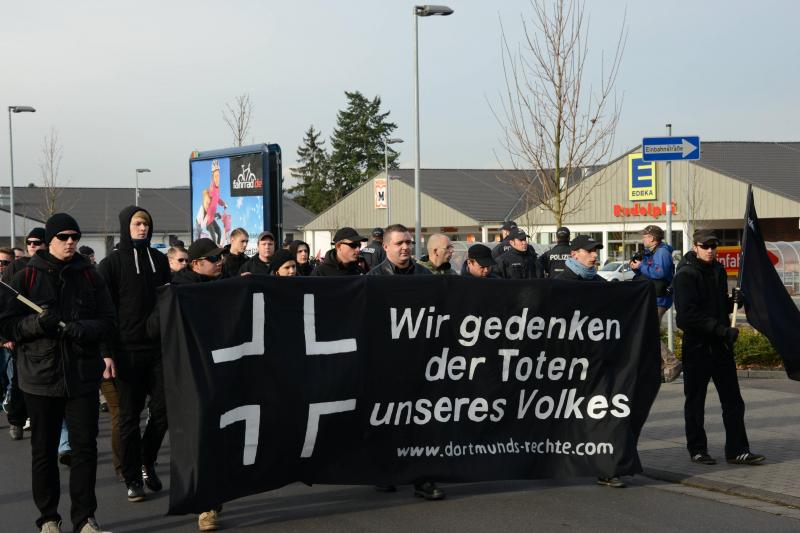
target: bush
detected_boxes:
[661,327,782,369]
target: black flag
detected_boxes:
[739,185,800,380]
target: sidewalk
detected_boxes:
[638,374,800,508]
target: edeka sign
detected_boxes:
[628,154,656,201]
[159,276,661,514]
[613,201,677,219]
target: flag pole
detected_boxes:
[731,184,752,326]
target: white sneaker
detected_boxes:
[23,418,31,430]
[78,517,111,533]
[40,520,62,533]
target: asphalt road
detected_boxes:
[1,413,799,532]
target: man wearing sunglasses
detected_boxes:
[673,229,764,467]
[167,246,189,274]
[2,227,47,283]
[97,206,171,503]
[0,213,116,533]
[311,227,367,276]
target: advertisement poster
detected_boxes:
[191,154,264,256]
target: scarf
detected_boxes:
[565,257,597,280]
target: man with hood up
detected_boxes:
[97,206,171,503]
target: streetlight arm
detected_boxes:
[416,5,454,16]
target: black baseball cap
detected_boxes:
[570,235,603,251]
[333,227,368,244]
[468,244,494,267]
[371,227,384,238]
[693,229,719,245]
[501,220,518,231]
[509,227,528,240]
[188,238,225,261]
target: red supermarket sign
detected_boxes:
[717,246,779,277]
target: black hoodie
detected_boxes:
[97,206,171,353]
[310,249,364,276]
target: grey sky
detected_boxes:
[2,0,799,190]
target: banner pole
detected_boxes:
[732,184,752,327]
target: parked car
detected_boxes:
[597,261,635,282]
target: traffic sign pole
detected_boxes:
[666,124,674,355]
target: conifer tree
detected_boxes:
[328,91,398,201]
[289,125,330,213]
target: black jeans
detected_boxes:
[6,356,28,427]
[683,347,750,458]
[25,392,99,531]
[114,349,168,483]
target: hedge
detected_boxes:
[661,326,783,369]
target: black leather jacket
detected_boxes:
[367,259,432,276]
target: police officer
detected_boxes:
[491,221,517,260]
[673,229,764,467]
[360,228,386,269]
[495,228,542,279]
[539,226,572,277]
[0,213,115,533]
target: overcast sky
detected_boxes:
[2,0,799,190]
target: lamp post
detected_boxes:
[413,4,453,257]
[384,137,403,226]
[135,168,151,205]
[7,105,36,248]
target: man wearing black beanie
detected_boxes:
[0,212,116,533]
[97,206,171,503]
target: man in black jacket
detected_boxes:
[239,231,274,276]
[495,228,542,280]
[463,244,498,278]
[556,235,605,282]
[0,213,115,533]
[490,221,517,261]
[539,226,572,277]
[223,227,250,276]
[311,227,367,276]
[368,224,432,277]
[2,227,46,440]
[673,229,764,467]
[97,206,171,502]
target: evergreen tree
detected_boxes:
[288,125,330,213]
[328,91,398,201]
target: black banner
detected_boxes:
[740,185,800,380]
[229,154,263,196]
[159,276,661,514]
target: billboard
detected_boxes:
[628,153,657,201]
[190,144,281,257]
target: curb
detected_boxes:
[736,369,786,379]
[643,467,800,509]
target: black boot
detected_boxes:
[142,464,163,492]
[414,481,445,500]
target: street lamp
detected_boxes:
[7,105,36,248]
[135,168,151,205]
[413,5,453,257]
[384,137,403,226]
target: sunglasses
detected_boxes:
[696,243,718,250]
[339,241,361,249]
[54,232,81,242]
[26,239,43,246]
[200,254,222,263]
[0,259,11,266]
[174,258,188,263]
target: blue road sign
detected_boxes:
[641,136,701,161]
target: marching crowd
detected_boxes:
[0,207,765,533]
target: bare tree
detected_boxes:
[492,0,627,227]
[39,127,66,218]
[684,161,705,238]
[223,93,254,147]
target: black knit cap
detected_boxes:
[45,213,80,243]
[270,249,296,273]
[27,227,46,242]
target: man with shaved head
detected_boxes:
[417,234,455,275]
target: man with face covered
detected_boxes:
[97,207,171,503]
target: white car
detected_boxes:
[597,261,635,282]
